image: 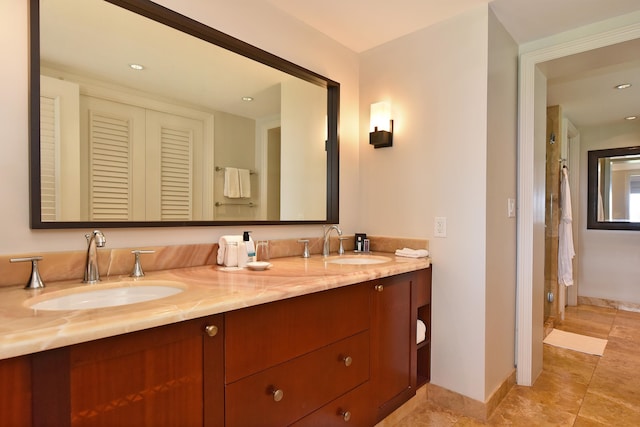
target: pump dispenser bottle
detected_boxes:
[238,231,255,267]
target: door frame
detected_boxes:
[516,18,640,385]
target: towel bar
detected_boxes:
[215,201,256,207]
[215,166,256,174]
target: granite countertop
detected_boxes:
[0,252,430,360]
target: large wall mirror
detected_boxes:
[29,0,339,228]
[588,146,640,230]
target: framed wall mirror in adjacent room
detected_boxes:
[588,146,640,230]
[30,0,339,229]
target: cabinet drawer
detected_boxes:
[291,382,373,427]
[225,331,369,427]
[225,283,369,382]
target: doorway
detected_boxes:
[516,19,640,386]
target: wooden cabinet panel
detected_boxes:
[0,355,32,427]
[292,382,373,427]
[225,283,369,383]
[31,315,224,427]
[416,267,433,386]
[370,272,416,421]
[225,331,369,427]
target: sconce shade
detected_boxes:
[370,101,393,148]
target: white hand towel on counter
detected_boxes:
[417,319,427,344]
[217,235,243,265]
[223,168,240,198]
[395,248,430,258]
[238,168,251,198]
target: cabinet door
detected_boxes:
[370,272,416,421]
[0,355,32,427]
[32,316,224,427]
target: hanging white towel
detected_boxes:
[238,168,251,198]
[224,168,240,198]
[558,167,576,286]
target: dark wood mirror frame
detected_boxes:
[587,146,640,231]
[29,0,339,229]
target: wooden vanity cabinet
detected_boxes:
[31,314,224,427]
[3,266,432,427]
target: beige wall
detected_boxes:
[0,0,360,254]
[579,121,640,304]
[359,5,517,402]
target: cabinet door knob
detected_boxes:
[338,410,352,422]
[342,355,353,367]
[271,387,284,402]
[375,284,384,292]
[205,325,218,337]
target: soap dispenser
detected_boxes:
[238,231,256,267]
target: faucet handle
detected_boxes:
[297,240,310,258]
[10,256,45,289]
[130,250,155,278]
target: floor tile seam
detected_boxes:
[572,318,609,427]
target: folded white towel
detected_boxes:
[217,235,243,265]
[417,319,427,344]
[238,168,251,198]
[395,248,429,258]
[224,168,240,198]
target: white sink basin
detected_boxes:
[26,280,185,311]
[325,255,392,265]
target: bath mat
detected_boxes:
[543,329,607,356]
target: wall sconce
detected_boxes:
[369,101,393,148]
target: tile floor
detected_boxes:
[387,305,640,426]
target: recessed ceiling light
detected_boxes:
[625,116,637,121]
[615,83,632,89]
[129,63,145,71]
[242,96,254,102]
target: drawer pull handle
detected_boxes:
[342,355,353,367]
[205,325,218,337]
[271,388,284,402]
[338,410,352,422]
[375,284,384,292]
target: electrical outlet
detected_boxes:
[434,217,447,238]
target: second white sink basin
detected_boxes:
[27,281,185,311]
[326,255,392,265]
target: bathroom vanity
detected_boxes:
[0,255,431,426]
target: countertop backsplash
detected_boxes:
[0,236,428,289]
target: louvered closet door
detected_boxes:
[81,97,146,221]
[40,76,81,221]
[145,111,204,221]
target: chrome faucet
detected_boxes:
[323,225,342,256]
[83,230,106,284]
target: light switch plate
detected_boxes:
[508,198,516,218]
[434,217,447,238]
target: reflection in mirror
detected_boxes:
[31,0,339,228]
[588,147,640,230]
